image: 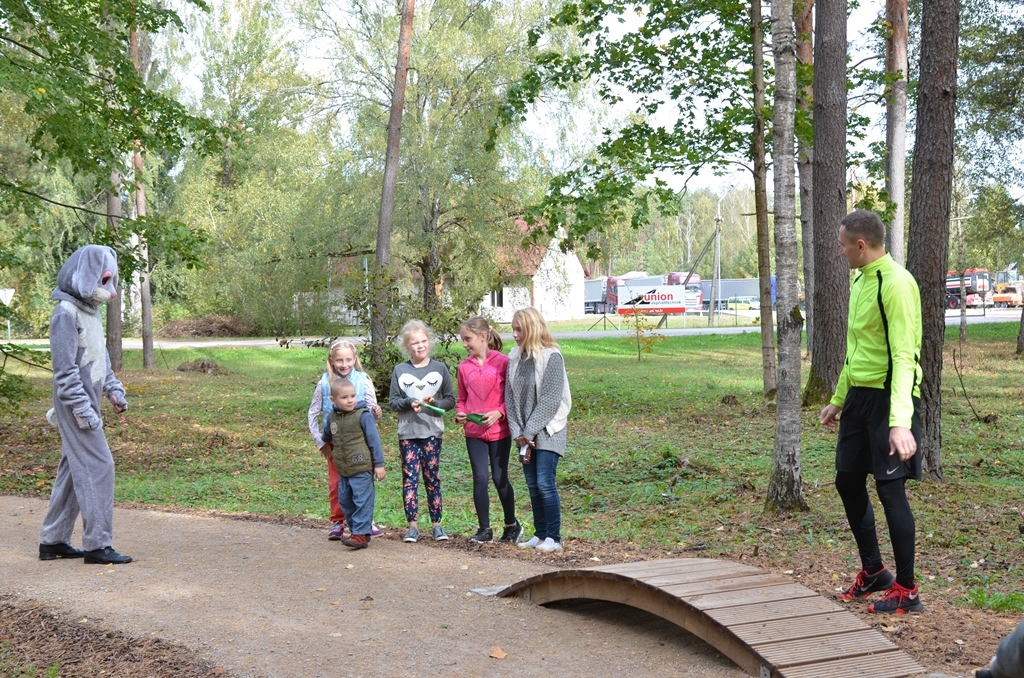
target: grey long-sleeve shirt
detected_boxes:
[388,359,456,440]
[505,352,568,455]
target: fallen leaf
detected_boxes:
[316,587,327,592]
[330,633,342,637]
[955,639,965,645]
[345,564,354,570]
[880,624,898,633]
[212,668,226,675]
[460,565,469,570]
[330,601,341,606]
[589,557,601,562]
[477,571,485,574]
[782,570,794,575]
[490,646,507,659]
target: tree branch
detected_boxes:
[0,179,109,217]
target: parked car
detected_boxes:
[726,296,753,311]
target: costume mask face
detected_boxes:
[55,245,119,307]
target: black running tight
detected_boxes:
[835,471,916,588]
[466,436,516,529]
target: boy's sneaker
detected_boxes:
[342,534,369,549]
[370,524,383,537]
[535,537,563,553]
[327,522,344,541]
[499,522,523,544]
[868,582,923,614]
[469,527,493,543]
[431,525,449,541]
[403,526,420,543]
[518,536,541,549]
[837,567,895,601]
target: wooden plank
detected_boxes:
[594,558,730,577]
[642,562,765,587]
[684,582,820,611]
[709,596,842,626]
[731,611,867,645]
[776,650,924,678]
[659,573,795,599]
[756,629,898,666]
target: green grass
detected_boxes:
[3,323,1024,611]
[0,645,60,678]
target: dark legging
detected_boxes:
[835,470,916,588]
[465,436,516,529]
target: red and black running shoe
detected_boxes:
[868,582,924,614]
[837,567,895,601]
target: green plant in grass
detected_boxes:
[0,643,60,677]
[966,588,1024,613]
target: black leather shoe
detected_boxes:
[83,547,133,565]
[39,543,85,560]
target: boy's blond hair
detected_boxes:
[330,378,356,399]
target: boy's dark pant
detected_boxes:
[338,472,375,536]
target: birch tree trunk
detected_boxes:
[803,0,848,406]
[370,0,415,370]
[751,0,777,397]
[766,0,808,512]
[130,29,154,369]
[884,0,909,265]
[796,0,815,357]
[906,0,959,482]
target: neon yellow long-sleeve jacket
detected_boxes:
[830,253,922,428]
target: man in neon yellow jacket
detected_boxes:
[820,210,924,615]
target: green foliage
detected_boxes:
[966,588,1024,613]
[0,343,46,412]
[493,0,767,255]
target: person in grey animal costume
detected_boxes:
[38,245,133,565]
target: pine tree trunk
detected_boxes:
[106,170,123,372]
[796,0,815,358]
[885,0,909,264]
[750,0,777,397]
[766,0,808,513]
[803,0,848,407]
[906,0,959,482]
[371,0,415,370]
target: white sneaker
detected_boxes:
[517,536,541,549]
[535,538,563,553]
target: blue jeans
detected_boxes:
[522,449,561,542]
[338,472,375,536]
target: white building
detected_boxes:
[480,232,586,322]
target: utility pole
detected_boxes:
[709,187,731,327]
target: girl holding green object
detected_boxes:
[455,316,521,544]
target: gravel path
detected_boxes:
[2,496,743,677]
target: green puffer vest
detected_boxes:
[328,407,373,476]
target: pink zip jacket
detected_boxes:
[456,349,511,442]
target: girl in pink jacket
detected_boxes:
[455,316,522,544]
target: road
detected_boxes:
[12,308,1020,348]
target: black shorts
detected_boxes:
[836,386,922,480]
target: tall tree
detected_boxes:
[906,0,960,481]
[884,0,909,264]
[750,0,777,396]
[371,0,415,369]
[766,0,807,512]
[795,0,815,356]
[130,28,154,369]
[802,0,849,406]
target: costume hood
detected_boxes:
[51,245,119,309]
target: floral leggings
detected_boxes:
[399,437,443,523]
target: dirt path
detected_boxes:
[2,496,744,677]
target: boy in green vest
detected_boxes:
[322,380,386,549]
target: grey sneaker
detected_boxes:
[403,526,420,543]
[431,525,449,541]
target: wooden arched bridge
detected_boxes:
[496,558,924,678]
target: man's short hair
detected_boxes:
[330,378,355,398]
[841,209,885,248]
